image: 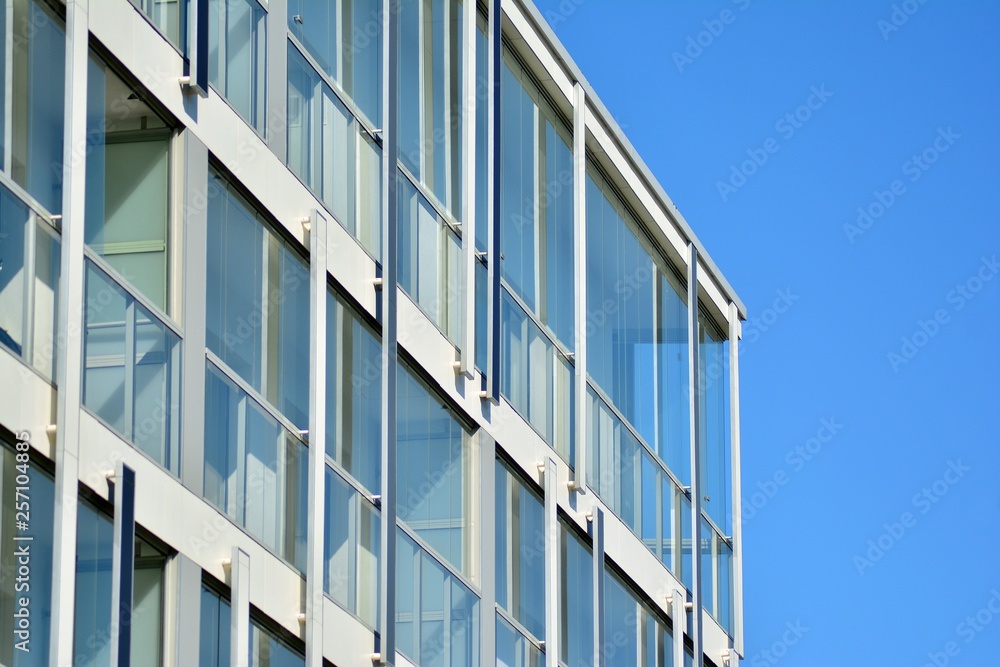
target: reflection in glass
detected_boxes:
[559,522,593,667]
[206,172,310,430]
[0,184,60,379]
[325,466,380,627]
[326,290,381,494]
[209,0,266,132]
[397,366,473,577]
[83,261,181,473]
[11,0,65,215]
[396,529,479,667]
[204,363,308,571]
[398,174,464,344]
[0,445,55,666]
[496,460,545,641]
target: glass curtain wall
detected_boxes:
[83,261,181,473]
[74,500,167,667]
[287,0,382,127]
[10,0,65,216]
[287,43,382,258]
[396,529,479,667]
[495,459,545,645]
[559,521,593,667]
[499,52,575,460]
[209,0,267,133]
[326,289,382,494]
[203,169,309,571]
[0,182,60,378]
[85,52,173,313]
[0,444,55,667]
[698,312,731,535]
[397,365,475,578]
[324,465,380,628]
[128,0,186,52]
[603,568,674,667]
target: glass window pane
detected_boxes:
[698,313,731,534]
[209,0,267,133]
[250,618,305,667]
[326,290,382,494]
[11,0,65,215]
[397,366,473,577]
[559,523,593,667]
[0,189,29,359]
[199,587,231,667]
[83,261,181,474]
[324,466,381,627]
[129,0,187,51]
[73,501,114,667]
[0,444,55,666]
[495,460,545,641]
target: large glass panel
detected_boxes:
[73,503,165,666]
[11,0,65,215]
[326,290,382,493]
[680,493,692,591]
[288,0,382,126]
[129,0,186,52]
[199,586,232,667]
[603,572,638,667]
[496,613,543,667]
[85,53,172,312]
[585,170,691,486]
[73,502,114,667]
[204,363,308,571]
[495,460,545,641]
[0,189,29,360]
[698,313,731,534]
[250,618,305,667]
[397,366,473,577]
[398,0,464,220]
[474,19,488,253]
[324,465,380,627]
[718,535,734,636]
[395,530,479,667]
[501,289,574,462]
[83,261,181,473]
[209,0,267,133]
[559,522,593,667]
[287,43,382,258]
[206,171,309,430]
[132,538,167,667]
[0,443,55,666]
[700,517,715,628]
[398,173,463,344]
[474,259,488,372]
[500,56,575,351]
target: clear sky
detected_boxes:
[532,0,1000,664]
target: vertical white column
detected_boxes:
[670,588,687,667]
[571,82,587,493]
[687,243,703,666]
[266,0,289,161]
[485,0,501,404]
[50,2,89,664]
[379,0,399,663]
[543,457,560,667]
[109,462,136,667]
[231,547,251,667]
[458,0,477,378]
[172,555,203,666]
[305,210,329,667]
[180,132,209,493]
[728,302,744,659]
[479,432,497,665]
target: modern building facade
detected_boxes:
[0,0,746,666]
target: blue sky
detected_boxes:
[533,1,1000,664]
